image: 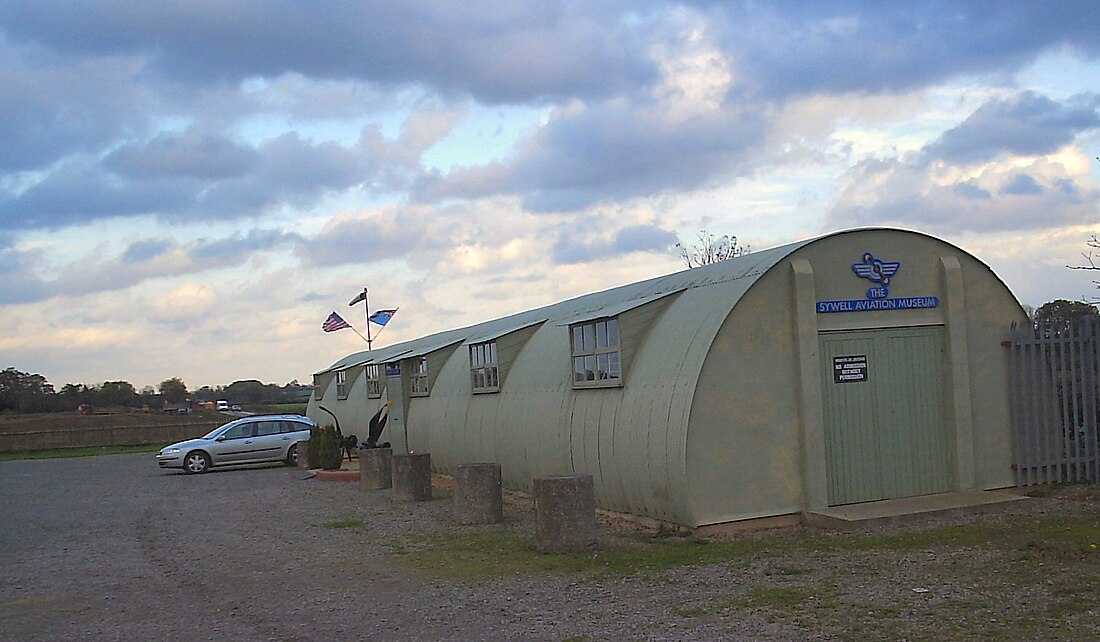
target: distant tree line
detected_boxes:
[0,368,312,414]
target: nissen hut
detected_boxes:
[308,228,1026,528]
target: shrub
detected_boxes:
[318,424,343,470]
[306,425,324,469]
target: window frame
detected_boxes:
[365,364,383,399]
[335,369,349,399]
[410,356,430,397]
[469,340,500,394]
[569,316,622,388]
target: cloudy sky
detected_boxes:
[2,1,1098,391]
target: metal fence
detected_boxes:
[1009,316,1100,486]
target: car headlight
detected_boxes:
[161,448,181,455]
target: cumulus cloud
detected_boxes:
[423,98,768,212]
[712,2,1100,99]
[553,222,678,264]
[0,39,150,172]
[0,1,657,103]
[0,228,300,305]
[104,129,259,180]
[149,282,217,324]
[0,121,434,230]
[0,244,52,304]
[826,93,1100,234]
[927,92,1100,163]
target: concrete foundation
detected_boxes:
[453,463,503,524]
[533,474,596,553]
[359,447,393,491]
[297,440,311,470]
[392,452,432,501]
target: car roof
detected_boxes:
[237,413,315,421]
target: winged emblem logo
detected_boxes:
[851,252,900,286]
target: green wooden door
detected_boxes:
[820,326,951,506]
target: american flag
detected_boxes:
[322,311,352,333]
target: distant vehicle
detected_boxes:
[176,407,190,415]
[231,404,242,411]
[215,400,229,411]
[156,414,316,474]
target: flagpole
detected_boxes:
[362,286,373,350]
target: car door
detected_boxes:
[250,420,290,462]
[209,421,256,464]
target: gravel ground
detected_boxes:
[0,453,1091,641]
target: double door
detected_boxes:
[819,326,952,506]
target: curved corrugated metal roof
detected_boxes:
[317,226,1013,377]
[317,234,816,375]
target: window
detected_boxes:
[470,341,499,393]
[570,317,621,386]
[222,422,254,440]
[335,369,349,399]
[365,364,383,398]
[411,356,430,396]
[255,421,281,437]
[313,374,326,400]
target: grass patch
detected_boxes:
[733,586,817,611]
[399,513,1100,583]
[672,605,710,618]
[0,444,161,461]
[321,517,365,529]
[393,505,1100,638]
[267,403,308,415]
[400,527,768,580]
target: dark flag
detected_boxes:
[348,287,368,306]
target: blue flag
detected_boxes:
[369,309,397,326]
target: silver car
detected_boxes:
[157,414,316,474]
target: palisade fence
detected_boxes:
[1009,316,1100,486]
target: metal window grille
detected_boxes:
[570,317,621,386]
[365,364,383,398]
[411,357,430,396]
[470,341,500,392]
[335,370,349,399]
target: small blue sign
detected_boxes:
[817,296,940,313]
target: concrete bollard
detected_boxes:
[359,447,393,491]
[533,474,596,553]
[392,452,432,501]
[296,440,311,470]
[453,463,503,524]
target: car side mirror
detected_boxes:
[215,435,226,442]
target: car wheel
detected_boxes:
[286,443,299,466]
[184,451,211,474]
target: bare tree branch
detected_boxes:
[675,230,750,268]
[1067,233,1100,299]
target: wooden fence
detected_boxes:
[1009,316,1100,485]
[0,421,220,452]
